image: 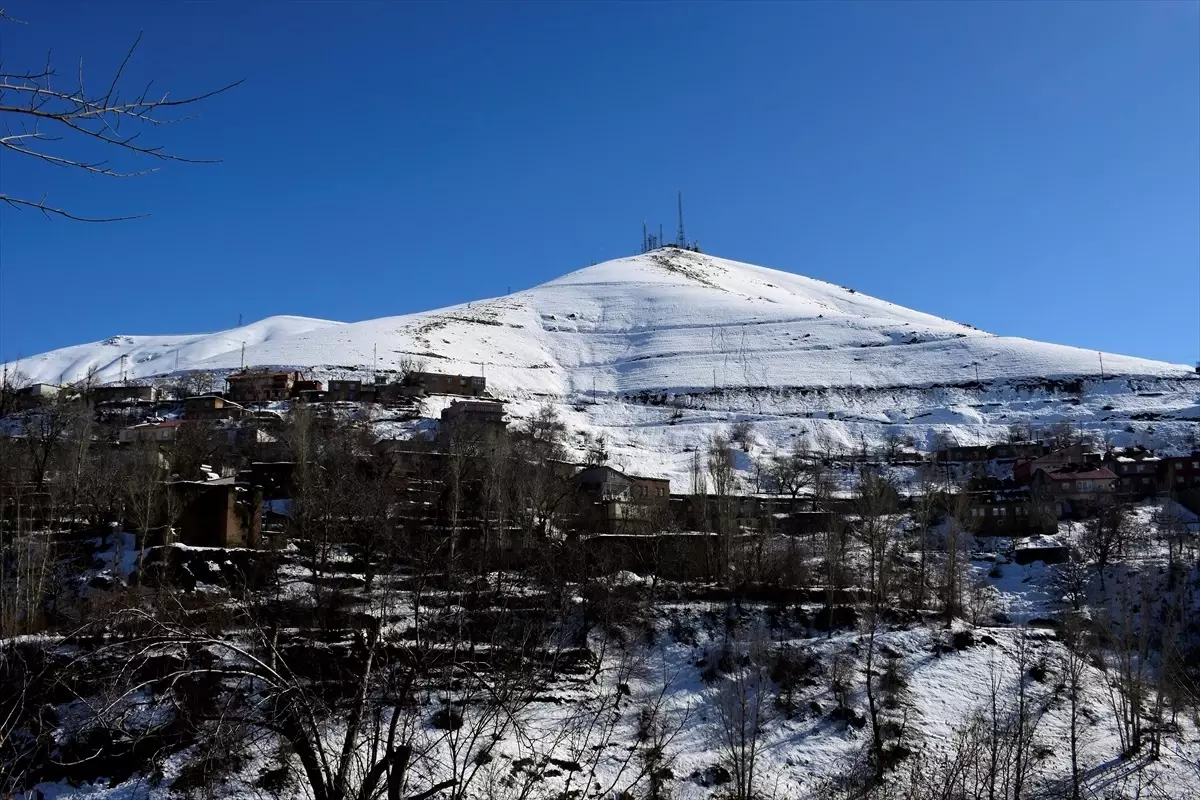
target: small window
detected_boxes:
[1062,482,1071,490]
[1177,476,1185,484]
[1193,462,1199,469]
[997,507,1006,516]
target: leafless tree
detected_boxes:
[712,626,771,800]
[1080,500,1130,593]
[0,364,31,417]
[0,17,240,221]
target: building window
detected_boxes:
[997,507,1006,516]
[1142,477,1150,485]
[1061,482,1071,490]
[1177,477,1185,484]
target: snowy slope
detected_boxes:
[8,250,1190,391]
[6,249,1197,480]
[4,315,343,387]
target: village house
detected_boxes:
[934,444,992,464]
[92,384,157,405]
[184,395,244,421]
[119,419,186,445]
[1103,448,1161,498]
[290,379,323,399]
[13,383,62,409]
[987,442,1047,461]
[326,379,372,402]
[1031,466,1118,517]
[225,370,300,403]
[166,476,262,548]
[1158,453,1200,493]
[1013,444,1103,484]
[403,371,487,397]
[961,483,1054,535]
[570,465,670,534]
[440,400,507,435]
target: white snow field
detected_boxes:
[7,249,1198,481]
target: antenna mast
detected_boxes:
[677,190,686,247]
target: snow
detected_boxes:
[6,250,1198,486]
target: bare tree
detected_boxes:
[1079,500,1130,593]
[0,18,240,221]
[707,433,738,581]
[712,626,771,800]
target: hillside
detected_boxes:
[6,249,1198,480]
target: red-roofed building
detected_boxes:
[1032,466,1118,517]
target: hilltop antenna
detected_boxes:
[677,190,686,247]
[643,220,648,253]
[238,312,243,327]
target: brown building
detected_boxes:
[12,383,61,410]
[167,476,262,548]
[1159,453,1200,493]
[1104,449,1161,498]
[1032,466,1118,517]
[326,379,381,402]
[184,395,244,421]
[291,379,323,398]
[571,466,670,533]
[225,370,300,403]
[934,445,992,463]
[1013,445,1103,483]
[987,442,1046,461]
[441,400,506,431]
[119,419,186,444]
[93,384,157,405]
[403,371,486,397]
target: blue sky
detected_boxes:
[1,1,1197,366]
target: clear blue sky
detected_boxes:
[1,1,1197,366]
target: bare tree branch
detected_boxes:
[0,20,241,221]
[0,192,146,222]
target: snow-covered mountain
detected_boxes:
[6,249,1198,480]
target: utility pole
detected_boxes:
[174,350,179,373]
[240,342,245,370]
[1098,352,1105,380]
[373,343,378,383]
[974,362,980,384]
[120,354,128,385]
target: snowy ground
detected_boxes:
[22,507,1200,800]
